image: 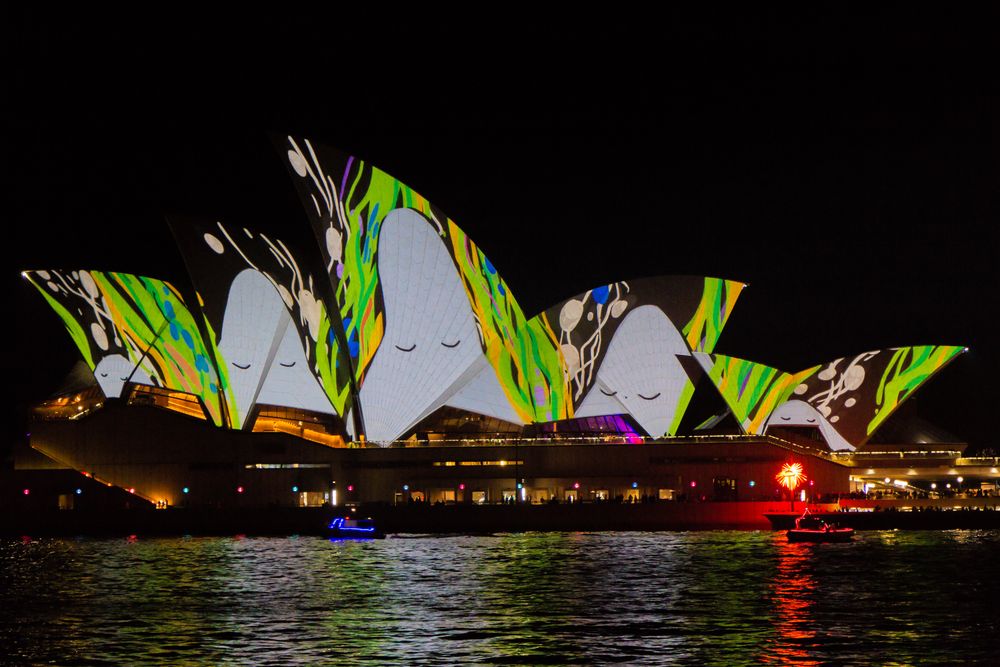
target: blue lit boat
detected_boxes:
[327,516,385,540]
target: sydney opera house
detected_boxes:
[17,136,982,513]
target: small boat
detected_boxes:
[327,516,385,540]
[787,509,854,543]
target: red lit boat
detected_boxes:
[787,509,854,543]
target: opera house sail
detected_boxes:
[25,270,224,425]
[696,347,965,451]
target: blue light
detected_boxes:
[327,518,377,539]
[631,482,638,489]
[75,488,82,495]
[749,480,756,487]
[516,483,523,489]
[292,486,299,493]
[403,484,409,491]
[182,487,190,494]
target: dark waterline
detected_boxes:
[3,531,999,665]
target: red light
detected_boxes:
[776,463,806,491]
[573,482,580,489]
[347,485,354,492]
[690,481,697,488]
[23,489,30,496]
[237,486,244,493]
[459,483,465,490]
[128,488,135,494]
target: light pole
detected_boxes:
[514,438,519,504]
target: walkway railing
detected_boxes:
[351,433,841,462]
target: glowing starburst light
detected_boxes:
[776,462,806,492]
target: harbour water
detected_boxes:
[3,530,1000,665]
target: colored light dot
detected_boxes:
[75,488,82,495]
[237,486,244,493]
[403,484,409,491]
[690,481,697,488]
[128,488,135,494]
[631,482,638,489]
[573,482,580,489]
[749,480,756,487]
[183,487,189,494]
[23,489,30,496]
[517,483,523,489]
[459,483,465,491]
[347,485,354,492]
[292,486,299,493]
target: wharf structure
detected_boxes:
[11,137,981,522]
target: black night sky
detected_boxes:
[8,9,998,455]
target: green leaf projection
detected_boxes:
[704,355,821,434]
[868,345,965,436]
[26,270,223,426]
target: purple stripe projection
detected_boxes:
[737,367,751,399]
[340,156,354,201]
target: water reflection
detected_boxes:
[3,531,1000,664]
[764,534,818,665]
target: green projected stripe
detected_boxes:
[868,345,964,435]
[197,306,235,428]
[683,278,746,353]
[27,275,95,368]
[668,379,696,437]
[314,311,351,415]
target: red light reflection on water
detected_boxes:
[762,534,819,666]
